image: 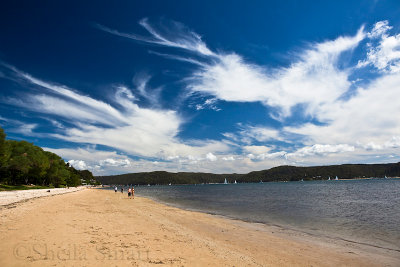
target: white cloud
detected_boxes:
[68,160,88,170]
[284,73,400,149]
[252,151,287,161]
[48,20,400,172]
[2,65,231,161]
[96,19,364,118]
[195,98,220,111]
[358,20,400,73]
[187,28,365,118]
[21,73,127,125]
[2,19,400,175]
[48,119,64,129]
[223,125,282,145]
[362,142,383,151]
[385,136,400,148]
[368,20,392,39]
[206,152,217,161]
[0,116,39,136]
[95,18,214,56]
[288,144,355,157]
[99,158,131,167]
[243,145,271,154]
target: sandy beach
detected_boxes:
[0,189,398,266]
[0,187,85,206]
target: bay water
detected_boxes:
[131,179,400,251]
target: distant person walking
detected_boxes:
[132,186,135,199]
[121,187,123,194]
[114,186,118,193]
[128,187,131,198]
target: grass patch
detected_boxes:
[0,184,54,191]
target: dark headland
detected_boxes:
[96,162,400,185]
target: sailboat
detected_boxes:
[234,180,237,184]
[384,175,388,179]
[259,180,263,184]
[335,176,339,180]
[224,178,228,184]
[328,176,331,181]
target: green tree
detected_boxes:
[44,151,68,187]
[0,128,11,183]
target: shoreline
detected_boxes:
[135,190,400,258]
[138,192,400,253]
[1,189,399,266]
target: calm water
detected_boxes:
[132,179,400,251]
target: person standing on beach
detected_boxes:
[128,187,131,198]
[114,186,117,193]
[132,186,135,199]
[121,187,123,194]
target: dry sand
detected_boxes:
[0,189,399,266]
[0,187,84,206]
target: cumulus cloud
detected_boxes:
[206,152,217,161]
[221,156,235,161]
[68,159,88,170]
[284,72,400,149]
[385,136,400,148]
[99,158,131,167]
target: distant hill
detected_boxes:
[96,162,400,185]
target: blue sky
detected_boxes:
[1,1,400,175]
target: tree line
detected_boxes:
[96,162,400,185]
[0,127,96,187]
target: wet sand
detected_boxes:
[0,189,398,266]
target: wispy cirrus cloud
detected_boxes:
[99,18,365,118]
[1,63,231,164]
[95,18,214,56]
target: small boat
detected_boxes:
[147,184,150,187]
[259,180,263,184]
[384,175,388,179]
[328,176,331,181]
[168,183,172,186]
[335,176,339,180]
[300,179,304,182]
[224,178,228,184]
[234,180,237,184]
